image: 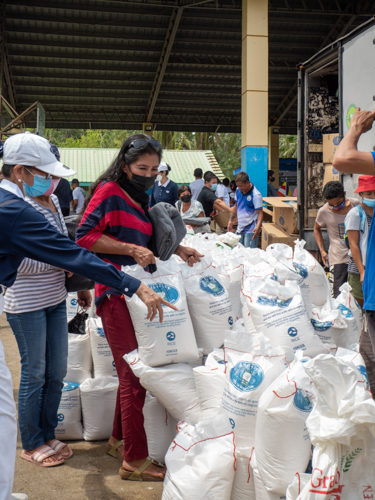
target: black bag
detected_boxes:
[68,307,88,335]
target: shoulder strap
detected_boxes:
[0,198,19,208]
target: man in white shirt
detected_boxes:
[71,178,86,214]
[190,168,204,200]
[216,180,230,206]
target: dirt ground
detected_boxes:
[1,313,163,500]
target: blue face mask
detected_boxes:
[363,198,375,207]
[329,198,345,211]
[210,184,217,192]
[23,169,52,197]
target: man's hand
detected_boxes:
[227,221,235,233]
[350,107,375,136]
[77,290,92,309]
[321,250,329,267]
[175,245,204,267]
[252,227,260,240]
[130,245,156,269]
[136,282,178,322]
[360,270,365,285]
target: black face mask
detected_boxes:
[181,194,192,203]
[128,172,157,192]
[270,177,275,182]
[118,169,156,209]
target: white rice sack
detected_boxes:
[231,448,256,500]
[310,303,359,348]
[64,333,92,384]
[286,473,310,500]
[255,351,313,494]
[124,350,200,424]
[218,232,241,248]
[123,259,198,366]
[227,264,244,321]
[162,415,236,500]
[66,292,78,322]
[193,349,226,420]
[143,392,177,465]
[335,282,362,334]
[336,346,370,391]
[55,382,83,440]
[80,376,118,441]
[221,331,286,449]
[86,317,117,378]
[243,278,328,362]
[243,261,277,283]
[293,239,332,307]
[241,303,257,334]
[181,256,234,352]
[252,452,286,500]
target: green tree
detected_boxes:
[279,135,297,158]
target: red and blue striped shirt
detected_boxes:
[76,181,152,309]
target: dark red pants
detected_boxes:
[99,294,148,462]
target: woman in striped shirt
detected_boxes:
[76,134,202,482]
[5,164,77,467]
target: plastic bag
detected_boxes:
[55,382,83,440]
[64,333,92,384]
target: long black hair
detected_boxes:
[84,133,162,210]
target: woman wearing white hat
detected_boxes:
[149,162,178,207]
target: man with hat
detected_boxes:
[0,132,176,498]
[149,162,178,207]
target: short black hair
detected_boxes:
[204,171,217,183]
[268,170,275,179]
[2,164,16,178]
[235,172,250,184]
[223,178,230,187]
[194,168,203,178]
[71,178,79,185]
[177,184,191,197]
[230,180,236,191]
[323,181,344,200]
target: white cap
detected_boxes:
[158,162,169,172]
[3,132,76,177]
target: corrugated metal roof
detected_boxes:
[59,148,224,185]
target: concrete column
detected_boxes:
[268,125,280,187]
[241,0,268,196]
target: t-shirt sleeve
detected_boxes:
[216,184,224,197]
[315,207,327,227]
[345,207,361,231]
[253,191,263,210]
[207,189,218,204]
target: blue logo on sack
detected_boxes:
[62,381,79,392]
[257,296,293,308]
[288,327,298,337]
[357,365,370,390]
[97,327,106,337]
[149,283,180,305]
[311,319,332,332]
[293,389,312,412]
[71,298,78,306]
[228,316,233,326]
[293,262,308,279]
[337,304,353,319]
[218,360,227,365]
[229,418,235,429]
[57,413,64,422]
[333,136,340,146]
[230,361,264,392]
[112,361,116,368]
[199,276,225,297]
[166,331,176,341]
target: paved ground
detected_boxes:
[1,313,163,500]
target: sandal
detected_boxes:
[119,458,166,482]
[106,440,123,462]
[48,439,73,459]
[21,445,64,468]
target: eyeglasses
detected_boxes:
[123,139,161,158]
[25,167,52,180]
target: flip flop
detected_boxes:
[48,439,74,459]
[106,440,123,462]
[119,458,166,482]
[21,445,64,468]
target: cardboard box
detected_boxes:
[323,163,340,187]
[308,143,323,153]
[323,134,340,163]
[261,223,297,251]
[263,197,299,235]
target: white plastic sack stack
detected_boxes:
[55,382,83,440]
[286,473,310,500]
[64,333,92,384]
[242,278,328,362]
[231,447,256,500]
[162,415,236,500]
[80,376,118,440]
[193,349,226,420]
[143,392,177,465]
[123,259,198,366]
[252,452,286,500]
[66,292,78,322]
[241,303,257,334]
[227,264,244,321]
[293,239,332,307]
[255,351,313,494]
[335,282,362,336]
[181,256,234,352]
[86,317,117,378]
[297,354,375,499]
[310,304,359,348]
[336,346,370,390]
[221,331,286,449]
[124,350,200,425]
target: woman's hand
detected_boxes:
[130,245,156,269]
[135,282,178,322]
[360,270,365,284]
[175,245,204,267]
[77,290,92,309]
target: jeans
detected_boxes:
[6,300,68,450]
[238,232,258,248]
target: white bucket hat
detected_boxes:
[3,131,76,177]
